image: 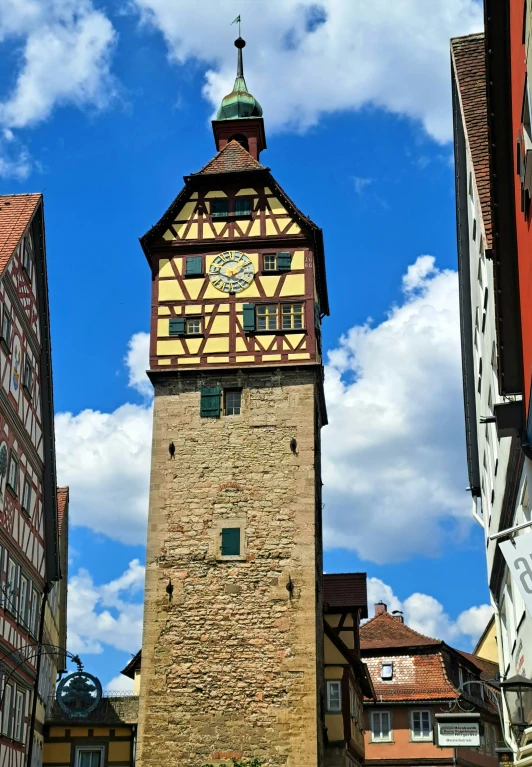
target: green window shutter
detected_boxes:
[211,199,228,217]
[169,318,185,336]
[186,256,203,276]
[277,252,292,272]
[235,198,251,216]
[221,527,240,556]
[200,387,221,418]
[242,304,255,332]
[314,302,321,330]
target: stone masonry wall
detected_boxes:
[137,367,325,767]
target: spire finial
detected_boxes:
[235,36,245,79]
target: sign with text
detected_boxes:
[500,534,532,615]
[435,714,481,748]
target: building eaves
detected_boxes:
[0,194,41,278]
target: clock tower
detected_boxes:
[137,37,329,767]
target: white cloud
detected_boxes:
[130,0,481,142]
[125,332,152,398]
[105,674,135,694]
[55,402,152,545]
[67,559,144,656]
[0,0,117,129]
[322,256,468,563]
[0,0,116,176]
[367,577,492,648]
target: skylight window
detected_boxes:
[381,662,393,680]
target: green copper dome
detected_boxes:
[216,38,263,120]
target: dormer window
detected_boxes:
[211,199,229,218]
[381,662,393,680]
[209,198,252,219]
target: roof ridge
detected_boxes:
[193,139,265,176]
[360,611,442,649]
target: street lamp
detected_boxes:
[500,675,532,738]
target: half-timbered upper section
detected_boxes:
[141,139,328,372]
[0,194,59,584]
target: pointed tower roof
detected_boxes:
[217,37,263,120]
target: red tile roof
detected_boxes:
[0,194,41,277]
[56,486,69,537]
[365,652,457,701]
[451,33,492,248]
[456,649,499,679]
[324,573,368,618]
[121,650,141,679]
[193,140,266,175]
[360,611,441,650]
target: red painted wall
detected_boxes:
[510,0,532,412]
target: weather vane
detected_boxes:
[231,14,241,37]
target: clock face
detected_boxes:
[208,251,254,293]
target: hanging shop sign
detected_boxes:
[434,713,481,747]
[500,535,532,615]
[56,671,102,718]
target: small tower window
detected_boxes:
[229,134,249,152]
[211,199,229,218]
[234,198,251,217]
[221,527,241,556]
[381,662,393,680]
[185,318,202,335]
[224,390,242,416]
[256,305,277,331]
[281,304,304,330]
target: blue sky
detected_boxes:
[0,0,488,689]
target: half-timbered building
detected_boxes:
[0,194,63,767]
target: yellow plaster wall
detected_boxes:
[43,743,71,763]
[159,281,184,302]
[203,337,230,353]
[157,340,184,356]
[325,714,344,742]
[279,274,305,297]
[108,742,131,762]
[210,315,230,334]
[324,636,348,666]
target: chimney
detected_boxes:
[392,611,404,623]
[375,602,387,616]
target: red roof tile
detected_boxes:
[324,573,368,618]
[456,649,499,679]
[360,611,441,650]
[365,651,456,701]
[0,194,41,277]
[193,140,266,175]
[451,33,492,248]
[56,486,69,537]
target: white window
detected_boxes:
[371,710,392,742]
[23,357,32,393]
[19,575,28,625]
[411,710,432,740]
[2,683,12,736]
[1,308,12,348]
[29,587,39,636]
[75,747,104,767]
[7,452,18,494]
[13,690,24,742]
[22,234,33,275]
[6,558,17,614]
[21,478,31,515]
[381,661,393,680]
[326,681,341,712]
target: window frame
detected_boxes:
[6,558,18,616]
[281,303,304,330]
[410,709,432,741]
[19,574,28,627]
[263,254,278,272]
[381,661,393,680]
[75,746,106,767]
[256,304,278,331]
[234,197,252,217]
[220,527,241,558]
[13,689,25,742]
[22,234,33,277]
[29,587,39,637]
[23,356,33,394]
[21,477,31,516]
[210,198,229,218]
[185,317,202,336]
[1,308,12,351]
[371,710,392,743]
[326,680,342,712]
[7,452,18,496]
[224,389,242,416]
[2,682,13,737]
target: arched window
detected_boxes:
[229,134,249,152]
